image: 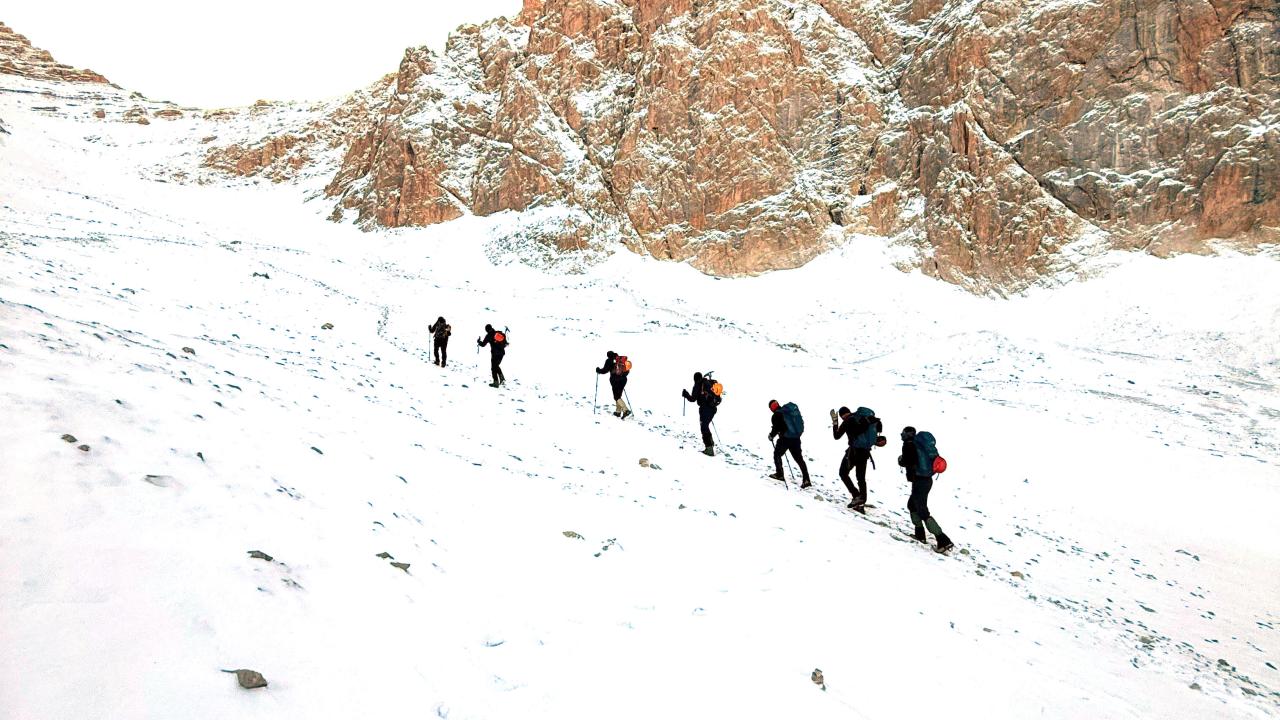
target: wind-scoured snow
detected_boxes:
[2,72,1279,719]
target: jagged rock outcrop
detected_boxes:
[198,0,1278,289]
[201,78,395,184]
[0,21,111,85]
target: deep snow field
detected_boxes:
[2,76,1279,719]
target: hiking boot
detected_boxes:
[935,535,954,553]
[913,525,927,543]
[800,480,812,489]
[613,411,621,417]
[768,472,784,481]
[621,409,632,420]
[702,446,715,457]
[847,500,859,509]
[489,382,500,388]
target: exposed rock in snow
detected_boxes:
[222,669,268,689]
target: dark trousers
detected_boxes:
[773,436,810,482]
[433,338,448,366]
[907,475,932,520]
[490,351,505,385]
[698,405,717,447]
[839,447,871,503]
[908,475,947,539]
[610,376,627,401]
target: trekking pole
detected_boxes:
[624,389,635,416]
[783,453,797,486]
[711,419,722,446]
[594,375,599,414]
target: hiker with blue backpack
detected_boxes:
[898,426,954,553]
[832,406,883,512]
[767,400,811,488]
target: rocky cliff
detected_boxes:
[276,0,1276,289]
[0,22,111,85]
[6,1,1276,290]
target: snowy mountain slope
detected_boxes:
[3,71,1280,718]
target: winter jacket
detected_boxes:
[597,356,628,377]
[598,356,627,388]
[898,438,921,481]
[478,328,508,354]
[683,378,719,408]
[834,414,874,446]
[769,410,787,440]
[428,321,451,341]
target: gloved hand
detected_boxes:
[682,390,691,400]
[830,408,838,423]
[768,433,775,442]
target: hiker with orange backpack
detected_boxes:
[596,351,632,419]
[898,426,954,553]
[832,406,883,512]
[477,324,508,388]
[768,400,811,488]
[681,372,721,456]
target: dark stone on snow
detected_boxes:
[222,668,268,689]
[61,434,77,443]
[247,550,273,562]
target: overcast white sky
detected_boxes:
[5,1,522,107]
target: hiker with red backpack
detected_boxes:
[898,426,954,553]
[832,406,883,512]
[767,400,811,488]
[596,351,632,419]
[681,372,721,456]
[477,324,508,388]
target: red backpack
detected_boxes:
[614,355,632,374]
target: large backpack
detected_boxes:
[851,407,882,449]
[780,402,804,438]
[613,355,632,375]
[704,373,723,405]
[913,431,946,477]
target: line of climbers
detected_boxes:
[426,319,953,553]
[764,398,952,552]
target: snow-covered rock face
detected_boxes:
[196,0,1276,289]
[0,21,111,86]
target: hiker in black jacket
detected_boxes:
[596,351,631,419]
[768,400,811,488]
[681,372,719,456]
[832,406,881,511]
[898,426,953,552]
[428,316,451,367]
[477,324,508,387]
